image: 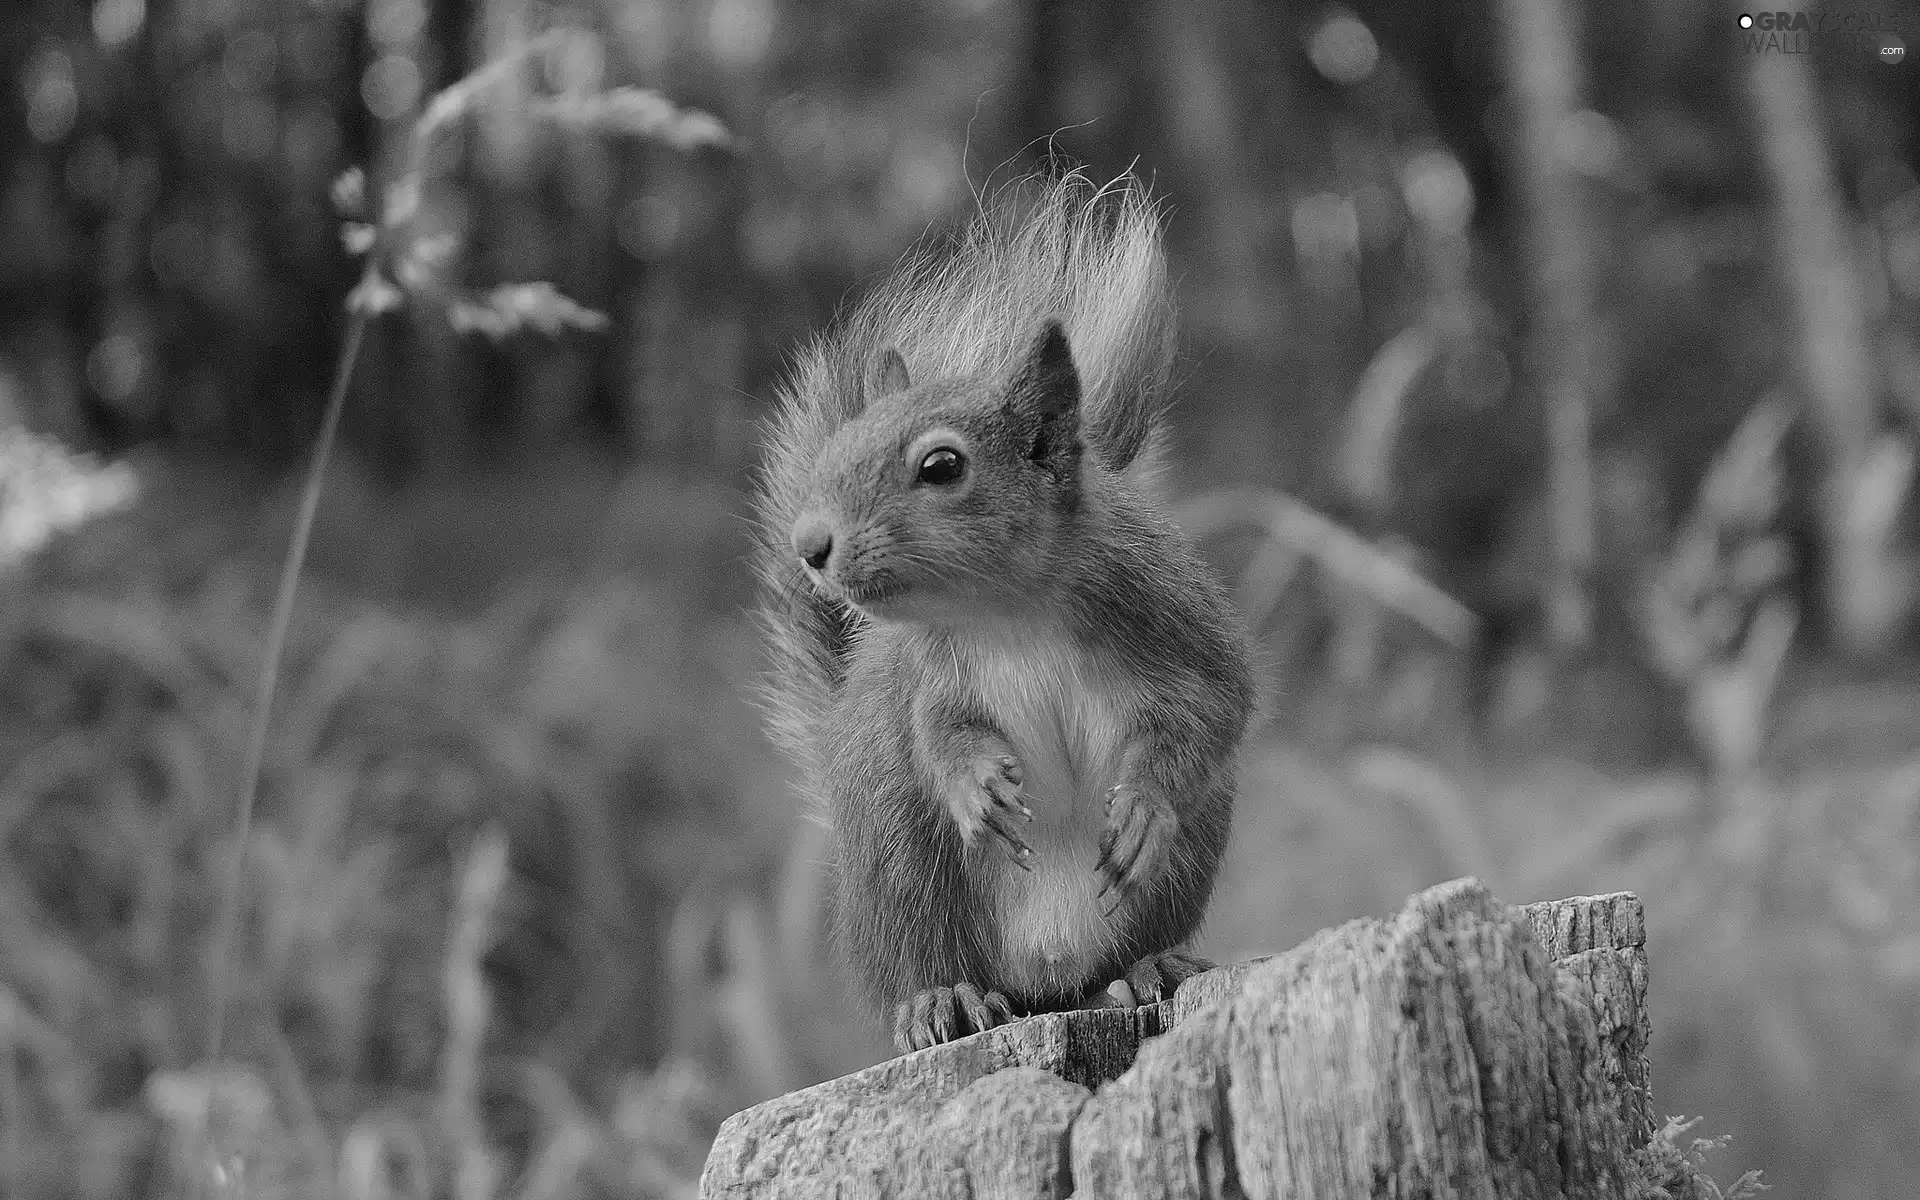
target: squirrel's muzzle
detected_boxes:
[792,516,834,573]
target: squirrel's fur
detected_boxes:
[752,172,1253,1051]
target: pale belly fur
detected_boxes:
[958,631,1132,998]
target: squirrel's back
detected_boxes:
[753,172,1179,777]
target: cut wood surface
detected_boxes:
[699,879,1651,1199]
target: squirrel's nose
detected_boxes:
[792,517,834,572]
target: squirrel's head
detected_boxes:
[790,320,1086,626]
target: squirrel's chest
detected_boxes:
[961,637,1130,808]
[956,635,1133,996]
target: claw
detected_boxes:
[1094,783,1175,910]
[891,984,1021,1054]
[1126,958,1165,1002]
[953,752,1037,866]
[911,990,936,1048]
[1084,951,1213,1013]
[984,765,1030,819]
[955,982,993,1032]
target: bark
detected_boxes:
[698,880,1652,1199]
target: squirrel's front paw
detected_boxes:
[947,754,1034,869]
[892,983,1019,1053]
[1096,783,1177,914]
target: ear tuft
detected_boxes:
[875,347,912,396]
[1008,320,1080,420]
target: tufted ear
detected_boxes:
[1005,320,1081,423]
[874,346,912,396]
[1006,321,1083,488]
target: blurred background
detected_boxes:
[1,0,1918,1195]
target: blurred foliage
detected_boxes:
[3,0,1920,1196]
[4,0,1919,629]
[21,463,1920,1196]
[1,458,789,1197]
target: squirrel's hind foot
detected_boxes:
[1082,949,1214,1010]
[892,983,1020,1053]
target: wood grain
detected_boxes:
[699,879,1650,1199]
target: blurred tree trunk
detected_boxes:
[1495,0,1600,653]
[1743,2,1911,657]
[1143,0,1267,348]
[1009,0,1073,164]
[1009,0,1160,185]
[611,2,753,474]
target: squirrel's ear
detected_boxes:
[874,347,912,396]
[1007,320,1081,421]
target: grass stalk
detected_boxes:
[204,311,370,1065]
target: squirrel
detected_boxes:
[753,172,1254,1054]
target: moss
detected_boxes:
[1631,1115,1768,1200]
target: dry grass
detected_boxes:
[2,452,1915,1197]
[0,455,802,1199]
[1206,718,1920,1199]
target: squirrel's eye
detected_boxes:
[916,447,966,486]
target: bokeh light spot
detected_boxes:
[86,333,145,404]
[1307,11,1379,86]
[1402,150,1474,236]
[366,0,428,48]
[361,54,422,121]
[92,0,146,47]
[24,44,79,144]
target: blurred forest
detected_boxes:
[2,0,1920,1196]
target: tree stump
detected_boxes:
[698,878,1651,1199]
